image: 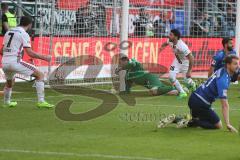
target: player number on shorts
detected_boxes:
[7,32,15,47]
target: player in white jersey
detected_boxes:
[159,29,196,99]
[0,16,54,108]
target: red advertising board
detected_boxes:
[129,0,184,7]
[57,0,89,10]
[56,0,184,11]
[0,37,227,72]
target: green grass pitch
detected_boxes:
[0,82,239,160]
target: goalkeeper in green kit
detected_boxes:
[115,55,181,96]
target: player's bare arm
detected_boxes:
[220,99,238,133]
[25,48,51,62]
[208,66,214,78]
[159,42,168,53]
[186,53,194,78]
[3,22,9,32]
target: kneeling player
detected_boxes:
[158,55,239,133]
[1,16,54,108]
[116,55,180,96]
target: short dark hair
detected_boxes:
[224,54,239,65]
[120,54,129,61]
[120,57,129,61]
[171,29,181,39]
[1,3,8,10]
[20,16,32,26]
[222,38,232,47]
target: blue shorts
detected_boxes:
[188,93,220,125]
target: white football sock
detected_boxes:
[35,80,45,103]
[173,79,185,93]
[4,87,12,104]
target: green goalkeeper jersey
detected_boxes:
[122,58,174,94]
[123,58,148,80]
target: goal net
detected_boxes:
[127,0,238,79]
[34,0,238,89]
[35,0,122,89]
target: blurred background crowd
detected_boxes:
[0,0,237,37]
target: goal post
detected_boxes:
[235,0,240,57]
[118,0,129,92]
[47,0,56,83]
[233,0,240,84]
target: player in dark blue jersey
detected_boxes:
[187,54,239,132]
[208,38,239,81]
[158,55,239,132]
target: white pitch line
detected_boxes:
[0,148,171,160]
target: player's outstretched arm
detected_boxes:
[186,53,194,78]
[25,48,51,62]
[220,99,238,133]
[2,22,9,32]
[159,42,168,53]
